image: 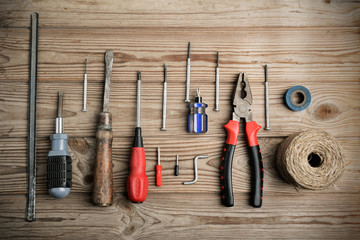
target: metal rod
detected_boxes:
[26,12,38,222]
[82,58,88,112]
[161,64,167,131]
[137,71,141,128]
[214,52,220,111]
[56,92,64,134]
[157,147,160,165]
[264,65,270,130]
[185,42,191,102]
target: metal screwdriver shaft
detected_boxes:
[264,65,270,130]
[185,42,191,102]
[214,52,220,111]
[161,64,167,131]
[82,58,88,112]
[156,147,162,186]
[56,91,64,134]
[137,71,141,128]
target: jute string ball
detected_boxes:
[276,130,344,190]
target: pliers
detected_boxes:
[220,73,263,208]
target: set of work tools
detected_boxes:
[26,13,275,222]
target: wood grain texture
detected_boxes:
[0,193,359,239]
[0,0,360,239]
[0,0,359,28]
[0,137,359,196]
[0,80,359,138]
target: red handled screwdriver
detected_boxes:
[156,147,162,186]
[127,71,149,203]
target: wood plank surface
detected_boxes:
[0,0,359,239]
[0,137,359,194]
[0,0,359,28]
[0,193,359,239]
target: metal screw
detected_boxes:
[264,64,270,130]
[161,64,167,131]
[185,42,191,103]
[82,58,87,112]
[214,52,220,111]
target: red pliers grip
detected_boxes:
[220,120,263,207]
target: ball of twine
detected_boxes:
[276,130,344,190]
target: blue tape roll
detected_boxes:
[284,86,311,111]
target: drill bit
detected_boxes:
[214,52,220,111]
[161,64,167,131]
[185,42,191,102]
[175,154,179,176]
[82,58,88,112]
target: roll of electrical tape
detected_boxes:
[284,85,311,111]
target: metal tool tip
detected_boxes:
[187,42,191,58]
[264,64,268,82]
[137,71,141,79]
[196,88,200,97]
[161,128,167,131]
[57,92,64,117]
[105,50,113,56]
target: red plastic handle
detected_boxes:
[246,121,261,146]
[224,120,240,145]
[127,147,148,202]
[156,165,162,187]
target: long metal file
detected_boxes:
[26,12,39,222]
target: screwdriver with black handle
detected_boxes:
[93,50,114,206]
[127,71,149,203]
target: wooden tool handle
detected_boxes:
[93,112,113,206]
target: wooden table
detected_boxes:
[1,0,359,238]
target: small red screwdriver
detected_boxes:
[156,147,162,187]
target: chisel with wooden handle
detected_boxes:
[93,50,114,206]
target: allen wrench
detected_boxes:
[183,155,209,185]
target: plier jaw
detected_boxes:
[232,72,253,122]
